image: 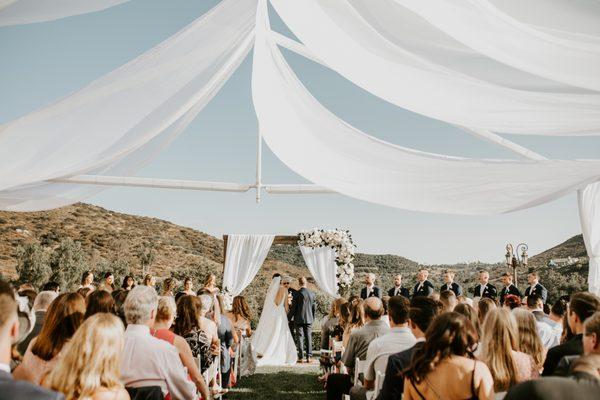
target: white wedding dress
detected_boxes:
[252,276,298,366]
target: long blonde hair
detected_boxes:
[480,308,520,392]
[47,313,125,400]
[512,308,545,368]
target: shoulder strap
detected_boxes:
[410,379,427,400]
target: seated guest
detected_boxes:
[216,295,235,393]
[84,290,116,319]
[17,291,58,355]
[378,297,441,400]
[198,295,219,342]
[45,313,129,400]
[454,303,480,341]
[440,269,462,296]
[553,311,600,375]
[0,281,63,400]
[161,278,176,297]
[412,268,434,298]
[14,293,85,384]
[505,354,600,400]
[152,296,210,400]
[440,290,458,312]
[477,297,497,325]
[320,298,347,350]
[524,271,548,303]
[548,297,567,340]
[76,287,92,299]
[404,312,494,400]
[513,309,546,372]
[78,271,95,291]
[542,292,600,376]
[97,273,115,294]
[343,298,365,348]
[226,296,253,337]
[327,297,389,400]
[112,290,129,326]
[472,270,497,300]
[527,294,559,348]
[499,273,521,305]
[121,286,197,399]
[361,273,382,299]
[479,309,537,393]
[174,295,214,374]
[121,276,135,291]
[503,294,522,310]
[387,275,409,298]
[41,282,60,294]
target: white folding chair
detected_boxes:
[354,357,369,386]
[371,371,385,399]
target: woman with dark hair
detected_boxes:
[173,295,214,374]
[121,275,135,291]
[13,292,86,384]
[454,302,480,341]
[79,271,94,290]
[112,289,129,325]
[181,277,195,296]
[84,290,116,319]
[477,297,497,324]
[404,312,494,400]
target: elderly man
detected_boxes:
[327,297,389,400]
[360,273,381,299]
[0,280,63,400]
[121,286,197,399]
[17,291,58,354]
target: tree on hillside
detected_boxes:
[138,242,156,277]
[16,242,51,288]
[49,238,87,291]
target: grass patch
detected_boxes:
[228,365,325,399]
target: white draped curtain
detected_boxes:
[222,234,275,296]
[578,184,600,295]
[299,246,338,297]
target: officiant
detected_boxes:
[284,276,297,330]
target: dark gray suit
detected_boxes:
[0,370,63,400]
[290,287,316,360]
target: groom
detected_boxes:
[290,276,316,363]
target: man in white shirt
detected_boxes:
[121,286,197,400]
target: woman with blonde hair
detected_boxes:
[477,297,497,325]
[143,274,156,288]
[201,274,219,296]
[226,295,253,337]
[479,308,536,393]
[161,277,176,297]
[45,313,129,400]
[512,308,546,372]
[343,298,365,347]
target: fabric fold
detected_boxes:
[222,234,275,296]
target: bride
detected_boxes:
[252,274,298,366]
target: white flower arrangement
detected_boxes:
[298,228,356,291]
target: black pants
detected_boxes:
[326,373,352,400]
[295,323,312,360]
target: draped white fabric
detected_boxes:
[578,183,600,295]
[222,234,275,296]
[269,0,600,135]
[299,246,338,297]
[252,0,600,215]
[0,0,256,211]
[0,0,128,27]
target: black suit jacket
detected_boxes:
[505,371,600,400]
[412,281,434,298]
[499,284,522,305]
[0,370,63,400]
[360,286,382,299]
[287,288,299,323]
[290,287,316,325]
[440,282,462,297]
[377,342,424,400]
[387,287,410,298]
[542,334,583,376]
[472,283,497,299]
[524,283,548,303]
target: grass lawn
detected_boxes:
[227,364,325,399]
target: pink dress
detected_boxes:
[18,341,64,384]
[512,350,539,382]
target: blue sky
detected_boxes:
[1,0,598,264]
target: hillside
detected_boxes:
[0,203,591,320]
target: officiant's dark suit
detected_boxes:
[290,278,316,362]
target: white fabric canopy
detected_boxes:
[0,0,257,211]
[252,0,600,215]
[299,246,338,297]
[269,0,600,135]
[0,0,128,27]
[222,234,275,296]
[578,183,600,295]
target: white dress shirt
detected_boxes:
[366,284,374,297]
[365,326,416,380]
[120,324,197,400]
[393,286,402,296]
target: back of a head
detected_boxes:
[512,308,544,366]
[0,290,17,338]
[551,297,568,317]
[584,312,600,355]
[480,308,519,391]
[364,297,384,320]
[85,289,116,319]
[42,281,60,292]
[478,297,497,322]
[409,297,442,333]
[526,294,543,309]
[440,290,457,309]
[33,290,58,312]
[124,285,158,325]
[199,294,213,314]
[570,292,600,323]
[504,294,521,310]
[454,303,480,338]
[156,296,177,323]
[571,354,600,376]
[174,294,201,335]
[47,313,124,399]
[388,295,410,325]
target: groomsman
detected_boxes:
[360,273,382,299]
[524,271,548,304]
[472,270,497,299]
[440,270,462,297]
[387,274,410,298]
[412,268,434,298]
[499,272,521,305]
